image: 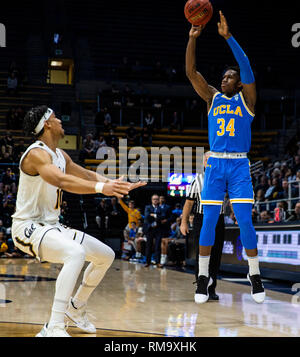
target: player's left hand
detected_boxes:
[128,180,147,191]
[217,10,232,40]
[115,175,147,191]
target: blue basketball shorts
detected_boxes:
[200,157,254,205]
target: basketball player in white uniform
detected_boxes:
[11,106,146,337]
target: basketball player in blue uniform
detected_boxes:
[186,11,265,304]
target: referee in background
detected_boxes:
[180,151,225,300]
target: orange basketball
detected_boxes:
[184,0,213,26]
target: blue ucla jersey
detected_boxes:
[207,91,255,153]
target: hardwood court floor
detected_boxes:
[0,258,299,337]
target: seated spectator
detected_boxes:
[0,152,14,166]
[95,198,110,231]
[13,139,26,162]
[134,219,146,262]
[6,108,17,130]
[95,138,110,160]
[107,197,122,228]
[119,198,142,240]
[123,221,138,260]
[2,192,16,227]
[278,178,297,200]
[254,189,267,212]
[224,211,237,224]
[159,216,185,268]
[125,122,139,146]
[103,107,112,131]
[169,111,183,132]
[284,167,296,182]
[6,72,18,96]
[171,203,183,221]
[289,202,300,221]
[254,175,269,195]
[79,133,96,162]
[106,129,119,150]
[274,201,290,222]
[141,112,155,146]
[265,178,283,201]
[292,156,300,174]
[252,208,258,223]
[259,210,274,224]
[59,200,71,226]
[0,133,14,157]
[0,168,17,194]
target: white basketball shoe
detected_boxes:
[36,323,71,337]
[65,298,96,333]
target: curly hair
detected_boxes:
[23,105,48,137]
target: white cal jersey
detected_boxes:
[12,140,66,224]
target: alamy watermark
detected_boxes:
[291,23,300,48]
[95,139,204,182]
[0,24,6,47]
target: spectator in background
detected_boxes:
[0,231,8,257]
[103,108,112,131]
[252,208,258,223]
[265,178,283,201]
[254,189,267,212]
[254,175,269,195]
[106,129,119,150]
[224,211,236,224]
[159,195,172,238]
[13,139,26,162]
[259,210,274,224]
[0,133,14,157]
[6,108,17,130]
[59,201,71,226]
[119,198,141,240]
[107,197,122,228]
[141,112,155,146]
[125,122,138,146]
[279,178,297,200]
[95,136,110,160]
[289,202,300,221]
[95,198,110,231]
[133,218,146,262]
[169,111,183,133]
[292,156,300,175]
[143,194,162,267]
[79,133,96,162]
[171,203,183,222]
[274,201,289,222]
[6,72,18,96]
[0,168,17,194]
[2,192,16,227]
[161,216,186,268]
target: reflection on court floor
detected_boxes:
[0,258,298,337]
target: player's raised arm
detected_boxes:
[185,25,218,108]
[218,11,256,113]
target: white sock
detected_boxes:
[160,254,167,265]
[198,255,210,277]
[136,252,142,258]
[247,255,260,276]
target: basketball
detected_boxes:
[184,0,213,26]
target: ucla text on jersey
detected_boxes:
[208,91,255,153]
